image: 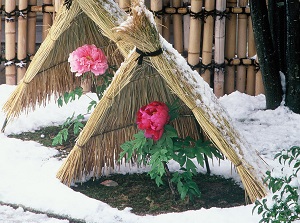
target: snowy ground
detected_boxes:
[1,84,300,223]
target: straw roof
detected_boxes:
[2,0,269,203]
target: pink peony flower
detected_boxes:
[137,101,170,141]
[68,44,109,76]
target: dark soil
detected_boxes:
[72,173,246,215]
[9,126,246,216]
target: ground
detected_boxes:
[9,126,246,215]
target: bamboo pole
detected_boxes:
[246,16,256,96]
[214,0,226,98]
[187,0,202,73]
[30,5,55,12]
[151,0,163,34]
[162,0,171,42]
[224,0,237,94]
[201,0,215,85]
[172,0,183,54]
[255,58,265,95]
[42,0,53,40]
[27,0,37,65]
[17,0,28,83]
[183,0,190,55]
[0,0,3,84]
[5,0,16,85]
[236,0,247,92]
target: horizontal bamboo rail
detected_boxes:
[0,0,264,96]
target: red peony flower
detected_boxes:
[137,101,170,141]
[68,44,108,77]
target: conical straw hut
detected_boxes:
[3,0,268,203]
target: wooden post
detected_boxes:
[151,0,163,34]
[224,0,237,94]
[201,0,215,85]
[255,56,265,95]
[187,0,202,73]
[214,0,226,98]
[236,0,247,92]
[17,0,29,83]
[5,0,16,85]
[183,0,190,55]
[42,0,53,40]
[27,0,37,64]
[0,0,3,84]
[246,16,256,96]
[162,0,171,42]
[172,0,183,54]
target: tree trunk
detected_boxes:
[285,0,300,113]
[249,0,283,109]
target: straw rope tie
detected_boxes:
[4,6,18,22]
[136,48,163,65]
[75,143,84,150]
[64,0,73,10]
[236,162,242,167]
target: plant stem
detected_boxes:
[163,162,178,199]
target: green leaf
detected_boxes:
[186,159,197,174]
[87,100,97,113]
[61,128,69,142]
[196,153,205,167]
[164,125,178,138]
[73,121,84,135]
[63,92,70,104]
[57,97,63,107]
[74,87,83,98]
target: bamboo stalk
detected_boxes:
[42,0,53,40]
[27,0,37,65]
[0,0,3,84]
[255,58,265,95]
[183,0,190,54]
[214,0,226,98]
[5,0,16,85]
[17,0,28,83]
[236,0,247,92]
[187,0,202,73]
[151,0,163,34]
[224,0,237,94]
[246,16,256,96]
[201,0,215,85]
[30,5,55,12]
[162,0,171,42]
[172,0,183,54]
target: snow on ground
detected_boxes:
[1,84,300,222]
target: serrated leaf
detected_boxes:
[63,92,70,104]
[57,97,63,107]
[196,153,205,167]
[87,100,97,113]
[186,159,197,174]
[62,129,69,142]
[165,136,173,150]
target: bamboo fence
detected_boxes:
[0,0,264,96]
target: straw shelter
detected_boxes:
[3,0,268,203]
